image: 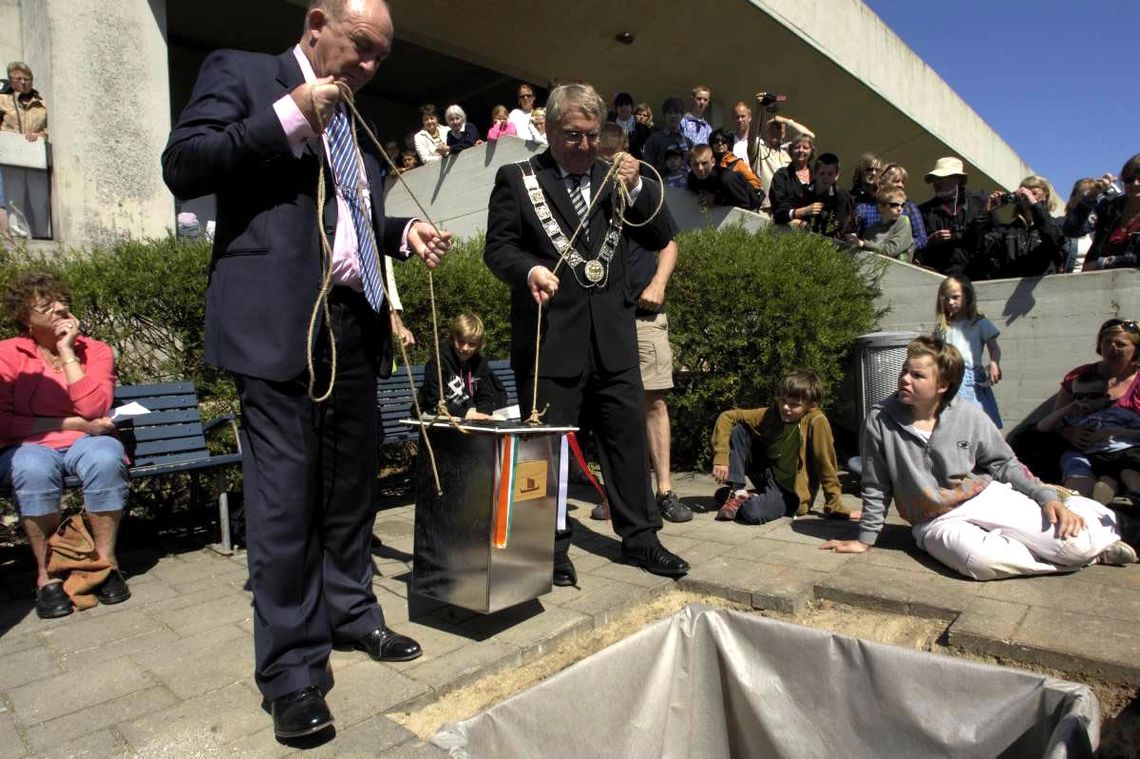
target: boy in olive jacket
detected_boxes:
[710,371,857,523]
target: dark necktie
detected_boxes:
[567,173,589,241]
[326,106,386,312]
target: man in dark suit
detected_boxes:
[162,0,451,739]
[484,83,690,586]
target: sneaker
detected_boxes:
[96,569,131,605]
[35,582,73,619]
[590,502,609,521]
[657,491,692,523]
[716,491,748,522]
[1095,541,1138,566]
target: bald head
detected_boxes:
[302,0,392,92]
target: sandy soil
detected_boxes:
[389,591,1139,756]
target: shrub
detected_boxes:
[390,232,511,366]
[666,226,884,467]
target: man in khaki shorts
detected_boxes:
[596,124,691,522]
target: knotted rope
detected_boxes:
[307,82,458,495]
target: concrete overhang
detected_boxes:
[380,0,1031,191]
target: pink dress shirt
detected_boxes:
[272,46,415,296]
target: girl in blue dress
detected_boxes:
[934,275,1003,427]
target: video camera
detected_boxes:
[757,92,787,114]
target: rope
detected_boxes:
[304,82,458,495]
[524,152,668,424]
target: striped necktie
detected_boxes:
[326,107,386,312]
[567,173,589,242]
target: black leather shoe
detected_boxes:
[622,542,690,578]
[271,686,333,739]
[96,569,131,605]
[35,582,73,619]
[553,554,578,587]
[337,627,422,662]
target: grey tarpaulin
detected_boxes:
[432,605,1099,758]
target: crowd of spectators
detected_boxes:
[385,79,1136,283]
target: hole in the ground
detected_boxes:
[389,591,1134,756]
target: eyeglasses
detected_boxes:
[880,202,905,209]
[30,299,67,315]
[1102,319,1140,334]
[561,130,600,145]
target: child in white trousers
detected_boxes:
[822,336,1136,579]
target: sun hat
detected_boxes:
[924,157,967,183]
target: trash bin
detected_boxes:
[433,605,1099,758]
[847,331,920,432]
[409,420,574,615]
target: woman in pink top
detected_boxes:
[486,104,517,141]
[0,272,129,619]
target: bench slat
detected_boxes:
[114,382,195,400]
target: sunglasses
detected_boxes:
[561,129,600,145]
[1124,174,1140,185]
[880,202,905,209]
[1103,319,1140,334]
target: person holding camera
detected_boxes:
[976,176,1065,279]
[917,157,990,277]
[747,92,814,211]
[1062,177,1113,272]
[1064,154,1140,271]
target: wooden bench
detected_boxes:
[378,359,518,444]
[1,382,244,554]
[113,382,243,553]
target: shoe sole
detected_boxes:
[36,605,74,620]
[621,557,690,578]
[373,650,423,663]
[275,717,334,739]
[661,510,693,523]
[335,641,424,663]
[98,589,131,605]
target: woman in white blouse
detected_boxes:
[413,104,448,164]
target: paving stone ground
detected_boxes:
[1,472,1138,757]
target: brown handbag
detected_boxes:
[46,512,112,610]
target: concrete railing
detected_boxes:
[873,260,1140,432]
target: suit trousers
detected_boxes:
[518,336,662,551]
[236,287,385,700]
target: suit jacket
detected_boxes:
[162,48,411,382]
[484,150,674,378]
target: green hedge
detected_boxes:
[667,226,883,465]
[0,226,881,477]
